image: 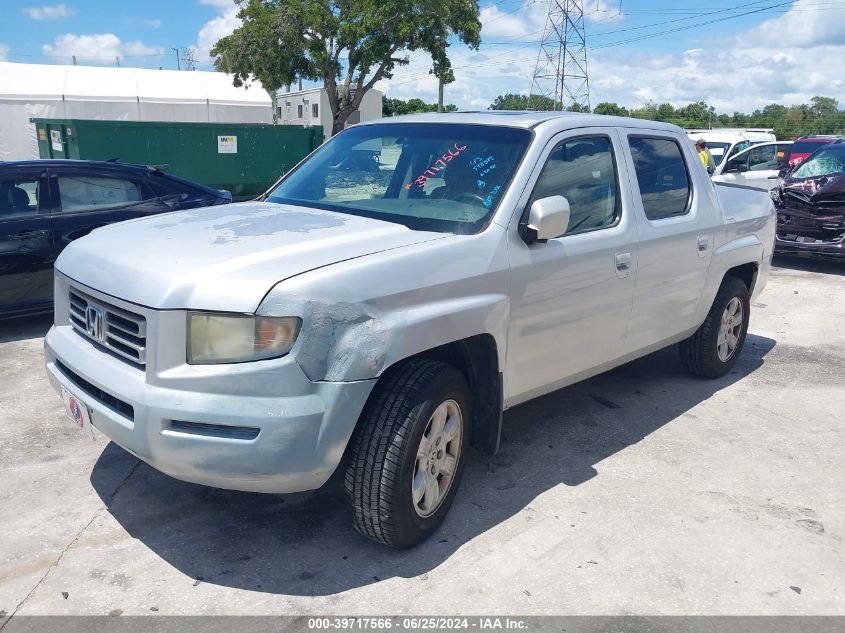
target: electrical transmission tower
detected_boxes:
[181,48,198,71]
[528,0,590,111]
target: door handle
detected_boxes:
[12,230,48,240]
[768,175,779,179]
[614,251,631,278]
[697,235,710,251]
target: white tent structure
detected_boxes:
[0,62,273,161]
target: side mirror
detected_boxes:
[519,195,570,244]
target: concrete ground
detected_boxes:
[0,258,843,617]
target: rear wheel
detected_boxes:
[680,276,750,379]
[344,360,471,548]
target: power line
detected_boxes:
[588,0,775,38]
[590,0,795,50]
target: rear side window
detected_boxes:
[57,176,141,212]
[628,136,691,220]
[528,136,620,235]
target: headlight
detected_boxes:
[187,313,301,364]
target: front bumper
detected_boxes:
[775,206,845,260]
[774,234,845,259]
[44,280,376,494]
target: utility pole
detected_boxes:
[72,55,77,66]
[528,0,590,111]
[172,47,181,71]
[116,56,120,68]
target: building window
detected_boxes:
[297,104,303,119]
[312,103,319,119]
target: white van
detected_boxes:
[686,131,753,167]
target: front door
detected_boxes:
[714,143,785,191]
[0,169,53,315]
[506,129,638,406]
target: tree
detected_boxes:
[211,0,481,134]
[566,102,590,113]
[383,96,458,116]
[810,96,837,118]
[810,96,839,134]
[489,93,556,111]
[593,102,629,117]
[655,102,675,122]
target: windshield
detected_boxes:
[266,123,532,234]
[702,142,731,165]
[791,146,845,179]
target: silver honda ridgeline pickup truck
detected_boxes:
[45,113,775,547]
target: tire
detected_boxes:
[344,359,471,548]
[679,275,750,379]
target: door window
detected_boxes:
[628,136,691,220]
[724,151,750,173]
[57,176,142,212]
[0,176,41,219]
[747,145,779,171]
[728,141,749,159]
[528,136,620,235]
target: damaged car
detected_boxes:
[773,141,845,260]
[44,113,775,548]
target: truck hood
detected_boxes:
[55,201,447,312]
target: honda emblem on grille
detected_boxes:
[85,305,104,341]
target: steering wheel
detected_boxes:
[451,192,486,205]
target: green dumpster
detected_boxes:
[31,119,324,201]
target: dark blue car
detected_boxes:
[0,160,231,318]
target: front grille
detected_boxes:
[778,214,819,229]
[56,360,135,420]
[68,289,147,367]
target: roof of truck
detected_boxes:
[361,111,683,133]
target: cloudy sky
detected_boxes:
[1,0,843,113]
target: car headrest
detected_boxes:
[10,187,30,210]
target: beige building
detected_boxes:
[277,88,383,137]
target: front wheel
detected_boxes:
[344,360,471,548]
[679,276,750,379]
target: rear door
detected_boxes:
[0,168,53,315]
[49,166,172,258]
[621,131,719,354]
